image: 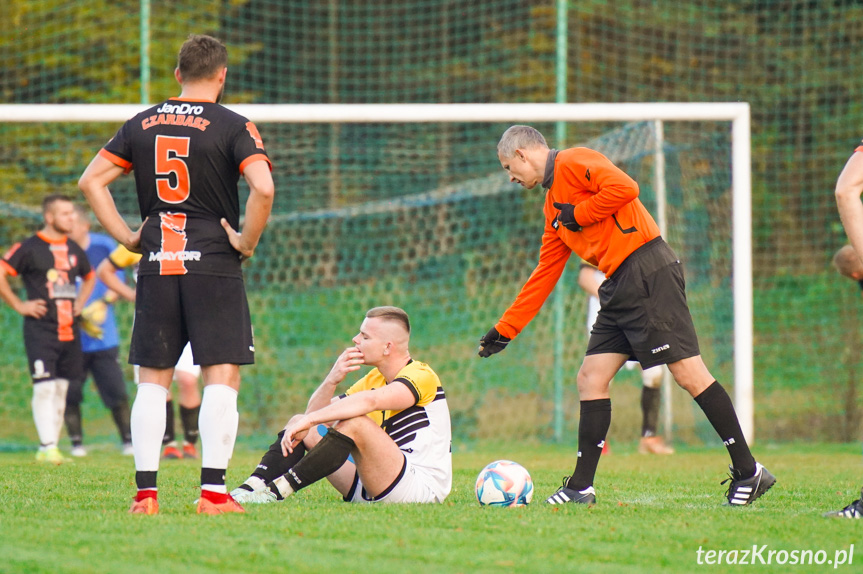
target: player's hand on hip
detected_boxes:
[281,415,311,456]
[552,202,583,232]
[478,326,511,358]
[18,299,47,319]
[221,218,255,259]
[325,346,365,386]
[124,217,147,254]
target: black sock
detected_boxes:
[694,381,756,478]
[180,405,200,445]
[163,399,175,444]
[136,470,157,490]
[111,402,132,443]
[64,403,83,447]
[641,386,661,437]
[566,399,612,492]
[246,430,308,485]
[283,428,355,492]
[201,467,226,489]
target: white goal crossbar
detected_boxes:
[0,102,754,442]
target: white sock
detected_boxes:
[52,378,69,446]
[244,476,267,492]
[199,384,239,493]
[272,475,295,499]
[131,383,169,472]
[32,380,58,447]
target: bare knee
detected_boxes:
[667,356,714,397]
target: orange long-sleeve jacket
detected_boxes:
[496,147,660,339]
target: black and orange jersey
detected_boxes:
[99,98,272,278]
[1,232,93,342]
[497,148,660,339]
[342,360,452,500]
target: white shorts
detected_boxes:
[132,343,200,384]
[344,455,442,504]
[173,343,200,379]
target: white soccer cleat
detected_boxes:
[70,446,87,457]
[122,443,135,456]
[230,476,268,503]
[238,488,279,504]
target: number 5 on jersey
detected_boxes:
[155,135,191,203]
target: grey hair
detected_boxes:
[497,125,548,158]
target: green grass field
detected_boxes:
[1,442,861,573]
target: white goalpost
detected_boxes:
[0,102,754,443]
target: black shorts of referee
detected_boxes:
[586,237,700,370]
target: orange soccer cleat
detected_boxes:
[162,445,182,459]
[196,492,245,515]
[129,496,159,515]
[638,436,675,455]
[182,442,198,459]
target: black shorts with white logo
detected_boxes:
[23,321,85,385]
[586,237,700,369]
[129,274,254,368]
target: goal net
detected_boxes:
[0,103,748,449]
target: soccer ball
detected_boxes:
[475,460,533,507]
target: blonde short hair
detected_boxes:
[365,306,410,334]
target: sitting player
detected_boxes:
[231,306,452,505]
[824,244,863,518]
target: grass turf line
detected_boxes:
[0,443,860,574]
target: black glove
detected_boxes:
[552,202,582,232]
[478,327,511,358]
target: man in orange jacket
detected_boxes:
[478,125,775,507]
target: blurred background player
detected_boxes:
[161,344,201,460]
[0,194,95,463]
[96,244,201,460]
[578,263,674,455]
[79,34,274,515]
[64,205,133,456]
[231,306,452,506]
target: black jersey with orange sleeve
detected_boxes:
[1,233,93,342]
[496,147,660,339]
[98,98,272,278]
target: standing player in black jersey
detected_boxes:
[0,194,96,463]
[78,34,275,515]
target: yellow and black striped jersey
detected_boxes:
[343,359,452,500]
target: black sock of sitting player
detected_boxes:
[163,399,175,444]
[566,399,612,492]
[237,430,308,491]
[641,386,661,437]
[64,403,83,447]
[278,428,355,495]
[180,404,200,445]
[694,381,756,478]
